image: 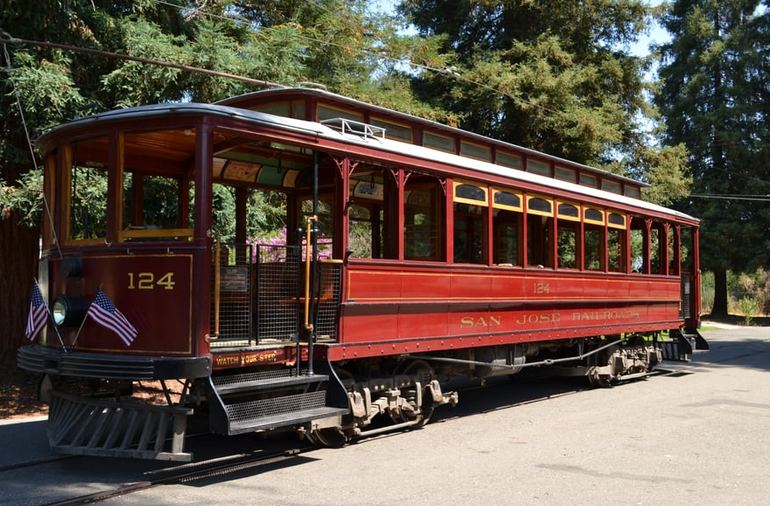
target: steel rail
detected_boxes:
[43,446,311,506]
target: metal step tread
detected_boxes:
[228,406,349,435]
[215,374,329,395]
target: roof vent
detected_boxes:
[320,118,385,140]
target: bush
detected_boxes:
[737,297,759,326]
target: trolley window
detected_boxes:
[557,202,580,221]
[607,212,626,229]
[555,165,577,183]
[492,189,522,212]
[404,174,445,261]
[526,196,553,216]
[526,159,550,177]
[348,167,397,259]
[460,141,492,162]
[496,151,523,170]
[423,131,455,153]
[120,129,197,241]
[527,195,554,268]
[583,207,605,225]
[65,136,110,243]
[453,181,488,206]
[608,227,626,272]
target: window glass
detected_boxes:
[527,159,550,177]
[255,102,290,117]
[608,229,626,272]
[370,118,413,141]
[584,225,603,271]
[348,167,397,259]
[455,183,487,204]
[607,212,626,228]
[404,175,444,261]
[68,137,109,241]
[527,197,553,215]
[650,222,666,274]
[527,215,553,268]
[493,190,521,210]
[624,185,642,199]
[557,203,580,220]
[454,203,486,264]
[493,209,521,266]
[558,220,579,269]
[555,165,577,183]
[460,141,492,161]
[496,151,523,169]
[121,129,197,241]
[601,179,622,194]
[318,104,364,122]
[580,173,598,188]
[423,132,455,153]
[630,217,646,273]
[584,208,604,224]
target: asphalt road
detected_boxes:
[2,326,769,505]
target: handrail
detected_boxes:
[303,215,318,333]
[213,240,221,339]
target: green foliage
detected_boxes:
[399,0,689,200]
[737,297,759,325]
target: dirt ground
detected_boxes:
[0,364,47,419]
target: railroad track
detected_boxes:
[42,445,312,506]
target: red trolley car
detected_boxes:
[18,88,708,460]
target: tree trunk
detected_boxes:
[0,213,40,368]
[711,268,728,318]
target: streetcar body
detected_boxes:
[18,88,706,460]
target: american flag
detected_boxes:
[25,282,49,341]
[87,289,138,346]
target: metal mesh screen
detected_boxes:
[256,244,301,341]
[316,262,342,340]
[211,243,253,344]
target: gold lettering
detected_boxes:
[489,316,502,326]
[460,316,475,328]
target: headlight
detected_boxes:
[52,299,67,326]
[52,295,87,327]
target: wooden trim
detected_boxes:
[60,145,72,243]
[121,228,194,239]
[606,210,627,229]
[108,131,124,244]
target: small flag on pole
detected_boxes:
[25,281,49,341]
[87,289,138,346]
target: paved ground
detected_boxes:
[2,327,769,505]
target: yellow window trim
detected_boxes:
[120,228,194,240]
[453,180,489,207]
[491,188,523,212]
[607,211,627,230]
[556,200,581,222]
[526,194,554,217]
[583,207,606,225]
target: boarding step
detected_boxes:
[48,391,192,461]
[212,369,329,395]
[208,370,348,435]
[659,329,710,362]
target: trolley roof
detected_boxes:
[36,102,697,223]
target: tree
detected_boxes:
[398,0,691,202]
[0,0,442,360]
[656,0,770,316]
